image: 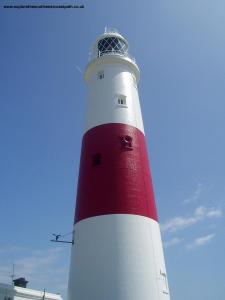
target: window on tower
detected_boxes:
[117,95,127,107]
[120,135,133,150]
[118,98,125,105]
[97,71,104,79]
[92,153,101,166]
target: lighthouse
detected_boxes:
[68,28,170,300]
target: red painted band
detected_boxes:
[74,123,158,223]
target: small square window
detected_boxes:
[118,98,126,105]
[98,71,104,79]
[92,153,101,166]
[121,135,133,150]
[117,95,127,106]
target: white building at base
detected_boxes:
[0,278,62,300]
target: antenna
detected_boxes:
[11,263,15,285]
[42,289,46,300]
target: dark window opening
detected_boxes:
[121,135,133,150]
[118,98,126,105]
[92,153,101,166]
[98,71,104,79]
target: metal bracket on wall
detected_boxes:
[50,233,74,245]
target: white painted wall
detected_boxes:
[68,214,170,300]
[84,59,145,134]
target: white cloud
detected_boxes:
[186,234,215,250]
[194,206,206,217]
[163,237,182,248]
[161,206,222,233]
[183,183,203,204]
[0,246,28,254]
[207,208,223,218]
[13,247,64,277]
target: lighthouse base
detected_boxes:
[68,214,170,300]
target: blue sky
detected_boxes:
[0,0,225,299]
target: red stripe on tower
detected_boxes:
[75,123,158,223]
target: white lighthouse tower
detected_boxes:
[68,28,170,300]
